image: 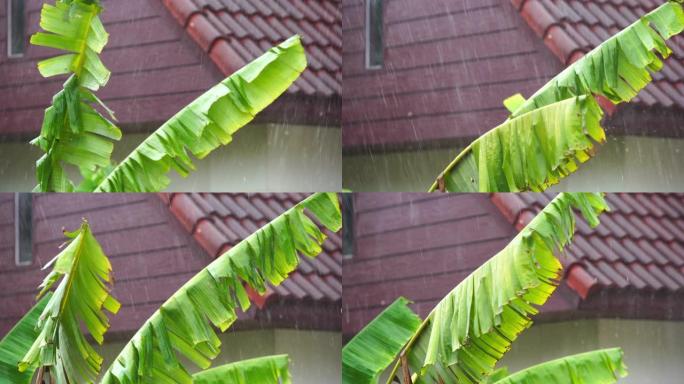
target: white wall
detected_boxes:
[98,329,341,384]
[343,147,459,192]
[343,136,684,192]
[501,319,684,383]
[550,136,684,192]
[0,124,341,192]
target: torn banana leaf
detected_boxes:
[100,193,341,383]
[431,96,604,192]
[30,0,120,192]
[388,193,608,384]
[0,295,52,384]
[31,0,110,90]
[94,35,306,192]
[193,355,291,384]
[431,1,684,192]
[31,75,121,192]
[492,348,627,384]
[511,1,684,117]
[343,297,422,384]
[19,220,120,384]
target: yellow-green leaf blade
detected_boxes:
[431,96,604,192]
[94,35,307,192]
[100,193,340,383]
[20,220,118,383]
[0,294,52,384]
[512,1,684,116]
[31,75,121,192]
[192,355,292,384]
[392,193,609,384]
[30,0,110,90]
[492,348,627,384]
[431,1,684,193]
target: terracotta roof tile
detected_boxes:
[195,219,228,257]
[165,193,342,305]
[513,0,684,110]
[218,195,248,218]
[169,194,204,232]
[493,193,684,298]
[162,0,340,97]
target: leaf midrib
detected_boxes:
[57,226,87,318]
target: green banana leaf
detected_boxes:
[31,75,121,192]
[30,0,110,90]
[387,193,608,384]
[431,1,684,192]
[94,35,306,192]
[430,96,604,192]
[192,355,291,384]
[342,297,422,384]
[0,294,52,384]
[30,0,121,192]
[512,1,684,117]
[100,193,341,383]
[485,367,510,384]
[492,348,627,384]
[19,221,120,383]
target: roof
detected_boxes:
[512,0,684,110]
[164,193,343,306]
[162,0,342,97]
[493,193,684,319]
[0,193,341,338]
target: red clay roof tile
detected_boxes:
[162,0,198,26]
[169,194,204,232]
[566,265,597,299]
[194,219,227,257]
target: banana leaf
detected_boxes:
[94,35,306,192]
[31,76,121,192]
[431,1,684,192]
[485,367,510,384]
[342,297,422,384]
[492,348,627,384]
[30,0,121,192]
[192,355,291,384]
[19,221,120,383]
[100,193,341,383]
[30,0,110,90]
[0,294,52,384]
[388,193,609,384]
[512,1,684,117]
[430,96,604,192]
